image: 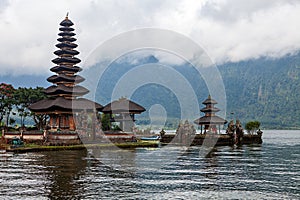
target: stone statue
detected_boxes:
[176,120,196,144]
[160,129,166,137]
[257,129,263,136]
[235,120,244,144]
[226,120,235,136]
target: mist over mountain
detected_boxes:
[220,52,300,129]
[90,52,300,129]
[2,52,299,129]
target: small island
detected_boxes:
[0,15,262,152]
[160,95,263,146]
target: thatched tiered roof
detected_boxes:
[194,95,227,125]
[29,14,102,113]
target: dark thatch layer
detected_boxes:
[54,49,79,56]
[58,32,76,37]
[52,57,81,65]
[44,85,89,96]
[60,17,74,27]
[29,97,102,112]
[55,42,78,49]
[47,74,85,84]
[50,65,82,73]
[29,15,102,117]
[202,95,218,105]
[200,107,220,113]
[194,116,227,125]
[102,98,146,114]
[57,37,76,43]
[59,27,74,32]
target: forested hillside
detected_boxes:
[92,52,300,129]
[3,52,298,129]
[220,53,300,129]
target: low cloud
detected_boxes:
[0,0,299,75]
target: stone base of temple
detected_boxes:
[3,131,263,147]
[3,130,138,146]
[45,132,82,145]
[161,133,262,146]
[3,131,82,146]
[79,131,137,144]
[241,134,263,144]
[4,131,44,145]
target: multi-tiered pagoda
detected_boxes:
[29,14,102,131]
[194,95,227,134]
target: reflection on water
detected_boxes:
[42,150,88,199]
[0,150,88,199]
[0,130,299,199]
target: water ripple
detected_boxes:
[0,130,299,199]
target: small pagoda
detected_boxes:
[29,14,102,131]
[102,97,145,132]
[194,95,227,134]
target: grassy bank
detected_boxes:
[5,141,160,153]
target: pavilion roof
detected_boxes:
[102,98,146,114]
[194,116,227,125]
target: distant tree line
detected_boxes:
[0,83,47,129]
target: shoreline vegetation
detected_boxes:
[0,83,298,131]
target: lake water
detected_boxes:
[0,130,299,199]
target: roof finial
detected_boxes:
[66,12,69,19]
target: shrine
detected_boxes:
[2,15,265,148]
[194,95,227,134]
[29,14,102,132]
[102,97,145,132]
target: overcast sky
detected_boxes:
[1,0,300,76]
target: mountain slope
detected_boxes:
[2,52,299,129]
[91,53,300,129]
[219,53,300,129]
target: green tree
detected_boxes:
[101,114,111,131]
[245,121,261,134]
[29,87,48,130]
[0,83,16,126]
[14,87,31,126]
[14,87,48,128]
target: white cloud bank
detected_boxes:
[0,0,300,75]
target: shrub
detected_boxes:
[245,121,261,134]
